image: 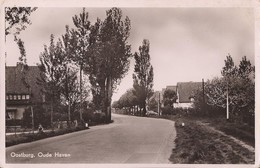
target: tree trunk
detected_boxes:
[106,76,112,122]
[68,101,71,127]
[100,83,106,114]
[51,97,54,129]
[142,102,147,116]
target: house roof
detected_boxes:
[6,64,43,103]
[177,82,202,103]
[166,85,177,92]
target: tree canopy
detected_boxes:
[133,39,154,116]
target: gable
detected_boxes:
[6,65,43,103]
[177,82,202,103]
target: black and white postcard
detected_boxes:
[1,0,259,168]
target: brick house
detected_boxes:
[6,63,45,122]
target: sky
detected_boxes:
[5,7,255,102]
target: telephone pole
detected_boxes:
[158,92,160,115]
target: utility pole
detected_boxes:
[202,79,205,104]
[202,78,205,114]
[226,81,229,120]
[158,92,160,115]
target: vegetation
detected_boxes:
[161,89,178,115]
[132,39,154,116]
[170,115,254,164]
[5,7,37,36]
[6,126,87,147]
[194,54,255,125]
[14,7,133,130]
[86,8,132,122]
[5,7,37,64]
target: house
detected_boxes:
[173,82,202,109]
[6,63,45,121]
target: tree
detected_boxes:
[60,26,90,124]
[133,39,154,116]
[5,7,37,64]
[114,88,139,115]
[238,56,255,80]
[163,89,177,107]
[87,8,132,122]
[5,7,37,36]
[38,34,66,127]
[60,68,78,123]
[203,55,254,123]
[221,54,238,78]
[68,8,91,121]
[148,97,158,112]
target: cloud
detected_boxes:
[5,7,254,101]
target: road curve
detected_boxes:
[6,114,176,163]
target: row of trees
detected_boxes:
[37,8,133,124]
[114,53,254,125]
[112,39,154,116]
[194,54,255,124]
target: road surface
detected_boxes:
[6,114,176,163]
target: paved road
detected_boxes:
[6,114,176,163]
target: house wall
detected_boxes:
[173,102,193,109]
[6,105,28,120]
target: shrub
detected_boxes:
[22,105,51,129]
[6,119,22,126]
[162,105,175,115]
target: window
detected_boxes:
[6,96,9,100]
[13,95,17,100]
[17,95,21,100]
[22,95,26,100]
[26,95,30,100]
[9,95,13,100]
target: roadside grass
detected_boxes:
[185,115,255,147]
[150,115,255,164]
[6,126,87,147]
[6,119,114,147]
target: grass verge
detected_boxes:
[6,126,87,147]
[149,115,254,164]
[169,116,255,164]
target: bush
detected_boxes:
[6,126,88,147]
[162,105,175,115]
[6,119,22,126]
[22,105,51,129]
